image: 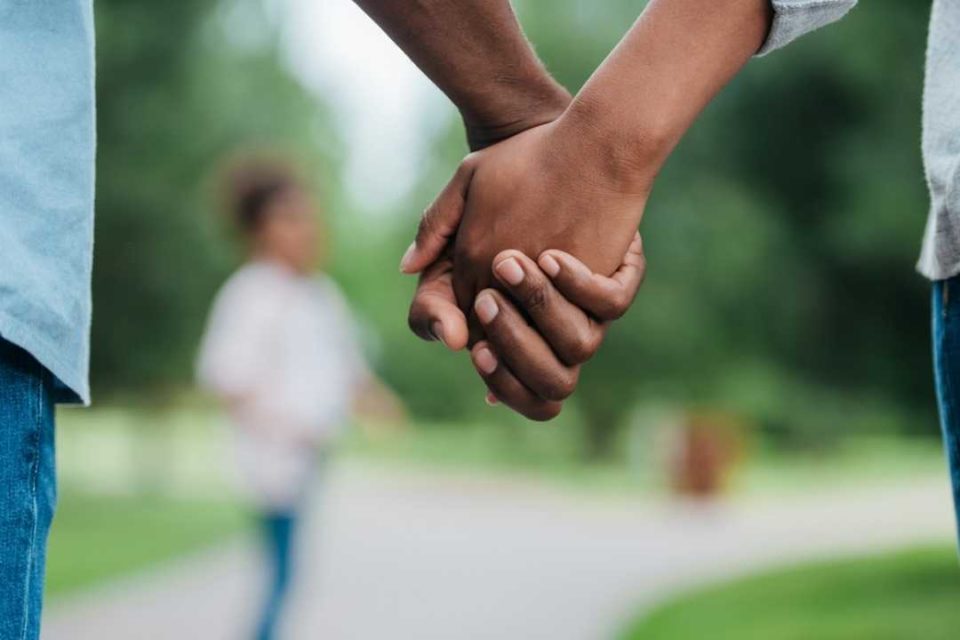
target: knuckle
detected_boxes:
[456,157,475,176]
[522,282,550,312]
[539,370,577,402]
[406,293,435,341]
[454,236,483,266]
[567,329,602,364]
[407,309,428,340]
[416,207,439,241]
[528,403,563,422]
[464,243,485,265]
[584,329,604,356]
[604,291,630,320]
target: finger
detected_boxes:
[609,232,646,294]
[451,248,485,348]
[471,341,563,422]
[474,289,579,402]
[400,157,477,274]
[537,232,646,321]
[492,250,605,365]
[407,258,469,351]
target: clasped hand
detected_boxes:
[400,114,650,420]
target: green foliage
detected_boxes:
[47,492,245,596]
[623,546,960,640]
[93,0,938,456]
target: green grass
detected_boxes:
[344,420,648,492]
[46,491,247,596]
[623,546,960,640]
[345,420,946,498]
[57,404,948,500]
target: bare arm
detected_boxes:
[557,0,774,193]
[354,0,570,150]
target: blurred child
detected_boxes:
[196,156,402,640]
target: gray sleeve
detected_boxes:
[757,0,857,56]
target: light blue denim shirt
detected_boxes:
[0,0,95,404]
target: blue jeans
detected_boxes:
[255,511,298,640]
[932,278,960,542]
[0,340,56,640]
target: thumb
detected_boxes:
[399,157,476,274]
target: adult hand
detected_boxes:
[470,234,646,420]
[405,234,646,420]
[403,112,654,326]
[461,85,570,152]
[403,112,655,417]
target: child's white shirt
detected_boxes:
[197,260,369,508]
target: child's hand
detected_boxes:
[353,378,409,437]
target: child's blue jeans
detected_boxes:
[255,510,298,640]
[932,277,960,544]
[0,339,57,640]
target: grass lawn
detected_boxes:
[346,421,947,498]
[623,546,960,640]
[46,491,247,597]
[58,405,948,500]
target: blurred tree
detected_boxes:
[91,0,338,398]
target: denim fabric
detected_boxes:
[255,511,298,640]
[0,0,96,405]
[932,278,960,543]
[0,339,57,640]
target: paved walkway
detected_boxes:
[42,464,956,640]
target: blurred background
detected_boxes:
[41,0,960,639]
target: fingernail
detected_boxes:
[399,242,417,273]
[431,321,448,348]
[495,257,525,286]
[474,347,498,375]
[539,254,560,277]
[485,392,499,406]
[475,292,499,324]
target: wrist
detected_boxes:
[554,93,676,196]
[461,75,572,151]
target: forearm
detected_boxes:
[560,0,773,191]
[354,0,570,149]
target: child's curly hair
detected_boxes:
[218,152,301,235]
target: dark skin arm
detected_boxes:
[353,0,570,151]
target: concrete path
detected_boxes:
[42,464,957,640]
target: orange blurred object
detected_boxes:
[669,412,745,497]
